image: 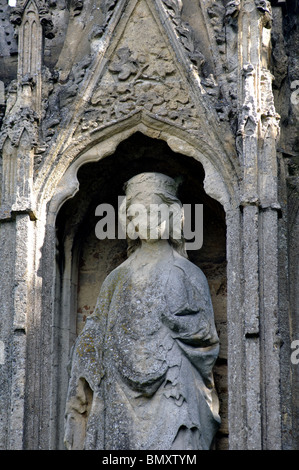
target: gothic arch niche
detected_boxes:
[54,132,228,450]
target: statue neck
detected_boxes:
[132,238,173,263]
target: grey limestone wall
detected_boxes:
[0,0,298,450]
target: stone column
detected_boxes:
[288,177,299,448]
[0,0,45,450]
[226,208,247,449]
[9,214,35,449]
[237,0,282,449]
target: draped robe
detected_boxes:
[64,248,220,450]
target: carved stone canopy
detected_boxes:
[9,0,55,39]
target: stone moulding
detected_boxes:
[46,114,237,226]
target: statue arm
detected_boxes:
[163,260,219,388]
[64,375,93,450]
[64,274,113,449]
[163,261,219,347]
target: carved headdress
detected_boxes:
[120,172,187,258]
[124,172,181,200]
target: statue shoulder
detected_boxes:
[99,259,130,292]
[166,254,212,314]
[172,253,208,286]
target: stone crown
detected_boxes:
[124,172,179,199]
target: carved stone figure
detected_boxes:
[64,172,220,450]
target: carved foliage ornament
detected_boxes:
[160,0,205,72]
[39,0,225,157]
[255,0,272,28]
[78,0,218,136]
[0,107,38,148]
[225,0,241,18]
[83,45,199,134]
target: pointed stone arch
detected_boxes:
[25,111,243,449]
[44,114,239,223]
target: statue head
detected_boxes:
[119,172,187,258]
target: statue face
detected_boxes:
[126,192,175,242]
[119,173,183,245]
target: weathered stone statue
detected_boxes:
[64,172,220,450]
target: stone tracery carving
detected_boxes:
[64,172,220,450]
[9,0,55,39]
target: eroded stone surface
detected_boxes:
[64,173,220,450]
[0,0,298,452]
